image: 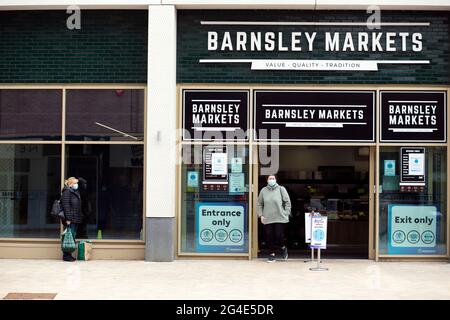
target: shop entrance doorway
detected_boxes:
[257,146,373,259]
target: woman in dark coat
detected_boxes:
[61,177,83,262]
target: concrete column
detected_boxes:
[145,4,177,262]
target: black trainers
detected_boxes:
[267,253,276,263]
[63,255,75,262]
[282,246,288,260]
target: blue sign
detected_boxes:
[313,229,325,241]
[310,216,327,249]
[187,171,199,188]
[229,173,245,194]
[384,160,396,176]
[195,202,248,253]
[387,204,444,255]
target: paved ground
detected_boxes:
[0,258,449,300]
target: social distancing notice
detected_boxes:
[310,216,328,250]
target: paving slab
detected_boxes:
[0,259,449,300]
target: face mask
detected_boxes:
[72,184,79,190]
[268,179,277,187]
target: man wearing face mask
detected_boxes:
[60,177,83,262]
[257,175,292,263]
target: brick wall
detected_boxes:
[0,10,147,83]
[177,10,450,84]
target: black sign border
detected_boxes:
[379,90,447,143]
[182,89,250,142]
[400,147,426,185]
[202,144,230,184]
[253,89,376,142]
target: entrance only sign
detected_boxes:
[195,202,247,253]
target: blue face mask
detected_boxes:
[72,184,79,190]
[268,179,277,187]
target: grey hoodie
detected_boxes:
[257,184,292,224]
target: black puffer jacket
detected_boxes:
[61,185,83,224]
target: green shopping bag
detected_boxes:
[77,241,93,261]
[61,228,77,253]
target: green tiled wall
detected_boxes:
[0,10,147,83]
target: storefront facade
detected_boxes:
[176,9,450,261]
[0,1,449,262]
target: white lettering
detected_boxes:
[399,32,409,51]
[206,31,424,53]
[221,32,233,51]
[278,32,288,51]
[250,32,262,51]
[265,32,275,51]
[358,33,369,51]
[207,31,218,51]
[325,32,340,51]
[372,33,383,51]
[291,32,302,51]
[386,32,396,52]
[236,32,247,51]
[412,33,423,52]
[342,32,355,51]
[305,32,316,51]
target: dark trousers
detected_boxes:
[62,223,78,257]
[264,223,287,256]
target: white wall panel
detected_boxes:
[146,5,177,218]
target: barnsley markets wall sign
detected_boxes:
[177,11,449,84]
[197,15,430,72]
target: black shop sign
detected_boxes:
[182,90,249,141]
[380,91,447,143]
[253,90,375,142]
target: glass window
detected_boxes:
[65,89,144,141]
[65,144,144,240]
[180,144,250,254]
[379,146,447,255]
[0,144,61,238]
[0,90,62,140]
